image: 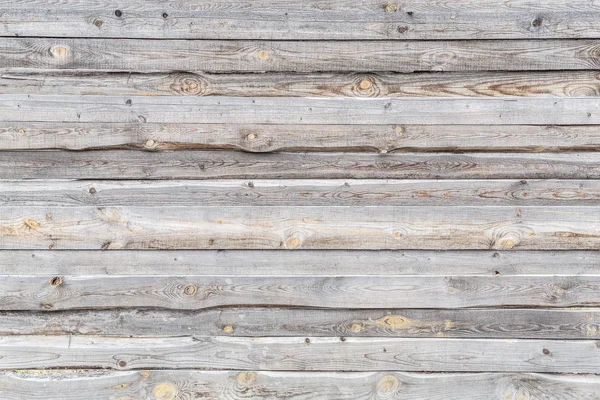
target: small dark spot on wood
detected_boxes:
[162,12,168,18]
[93,19,103,27]
[89,187,96,194]
[208,239,215,245]
[49,276,63,286]
[305,338,310,344]
[397,26,408,34]
[340,336,346,342]
[407,11,413,16]
[125,99,132,106]
[520,180,527,185]
[494,271,500,276]
[247,181,254,188]
[118,360,127,367]
[493,252,500,258]
[588,112,592,117]
[542,348,551,355]
[101,241,111,250]
[138,115,147,123]
[115,9,122,17]
[48,244,54,250]
[383,348,387,352]
[531,18,542,27]
[41,303,53,310]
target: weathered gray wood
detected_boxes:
[3,8,600,40]
[2,250,598,276]
[3,180,600,207]
[6,96,600,125]
[3,308,600,339]
[1,370,600,400]
[4,370,600,400]
[4,151,600,180]
[2,206,600,250]
[4,70,600,98]
[3,274,600,310]
[3,39,600,72]
[4,123,600,152]
[0,335,599,372]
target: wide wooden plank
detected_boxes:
[1,370,599,400]
[1,336,599,372]
[3,180,600,207]
[4,123,600,152]
[4,95,600,125]
[2,206,600,250]
[2,308,599,339]
[3,151,600,180]
[2,250,597,276]
[3,39,600,72]
[3,70,600,98]
[3,274,600,310]
[3,7,600,40]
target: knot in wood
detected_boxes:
[49,276,63,286]
[183,284,197,296]
[257,50,270,61]
[222,325,234,333]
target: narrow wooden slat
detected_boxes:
[3,151,600,180]
[3,9,600,40]
[4,123,600,152]
[2,206,600,250]
[3,180,600,207]
[2,250,597,276]
[3,274,600,310]
[1,336,599,372]
[4,95,600,125]
[3,39,600,72]
[3,370,600,400]
[2,308,599,339]
[3,70,600,98]
[1,370,600,400]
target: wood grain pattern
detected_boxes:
[4,70,600,98]
[3,308,600,339]
[3,150,600,180]
[4,123,600,152]
[3,274,600,310]
[6,95,600,125]
[3,39,600,72]
[2,370,600,400]
[3,180,600,207]
[2,206,600,250]
[3,250,598,276]
[1,335,600,372]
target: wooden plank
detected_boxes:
[2,39,600,72]
[4,370,600,400]
[3,151,600,180]
[2,250,598,276]
[3,274,600,310]
[4,123,600,152]
[1,370,600,400]
[2,206,600,250]
[4,95,600,125]
[3,8,600,40]
[3,70,600,99]
[1,336,599,372]
[3,180,600,207]
[2,308,599,339]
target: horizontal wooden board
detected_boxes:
[2,308,600,339]
[3,7,600,40]
[3,151,600,180]
[5,96,600,125]
[2,206,600,250]
[3,180,600,207]
[3,39,600,72]
[2,250,598,276]
[1,336,600,372]
[4,123,600,152]
[3,274,600,310]
[3,70,600,98]
[2,370,600,400]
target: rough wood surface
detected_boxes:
[4,39,600,72]
[6,95,600,125]
[5,123,600,152]
[1,335,599,372]
[2,308,599,339]
[4,151,600,180]
[4,70,600,98]
[2,370,600,400]
[3,370,600,400]
[3,180,600,207]
[2,206,600,250]
[1,250,598,276]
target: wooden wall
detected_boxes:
[1,0,600,398]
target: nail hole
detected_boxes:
[305,338,310,344]
[115,9,122,17]
[162,12,168,18]
[542,348,551,355]
[118,360,127,367]
[89,187,96,194]
[49,276,63,286]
